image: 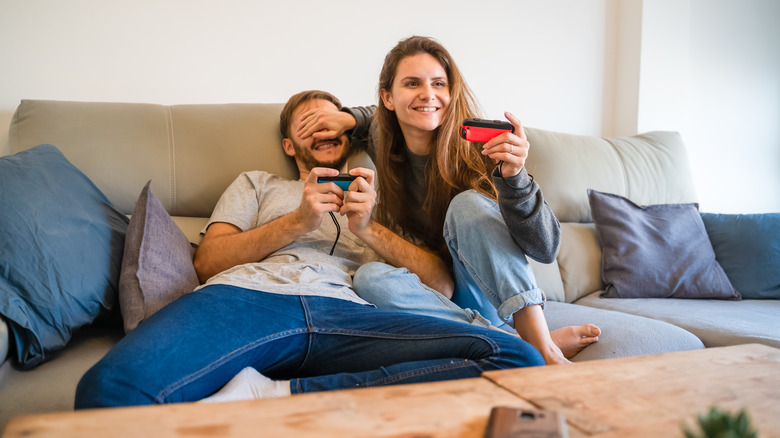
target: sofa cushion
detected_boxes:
[588,190,739,300]
[557,223,604,302]
[575,291,780,349]
[544,301,704,361]
[701,213,780,299]
[525,128,698,223]
[0,144,128,369]
[0,326,122,428]
[119,181,199,333]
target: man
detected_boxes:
[75,91,543,408]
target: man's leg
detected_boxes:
[75,285,310,408]
[283,296,545,393]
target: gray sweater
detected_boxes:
[344,106,560,264]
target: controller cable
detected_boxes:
[327,211,340,256]
[497,160,534,191]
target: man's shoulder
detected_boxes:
[236,170,298,187]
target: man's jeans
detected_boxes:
[75,285,543,408]
[354,191,545,332]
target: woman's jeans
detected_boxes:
[354,191,545,332]
[75,285,543,408]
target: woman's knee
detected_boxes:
[353,262,401,304]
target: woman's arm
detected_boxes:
[340,168,455,298]
[481,112,561,263]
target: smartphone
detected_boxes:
[317,174,358,191]
[460,118,514,142]
[484,406,568,438]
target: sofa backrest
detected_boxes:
[8,100,298,217]
[525,127,699,223]
[7,99,700,304]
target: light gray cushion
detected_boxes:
[557,223,604,302]
[119,181,199,333]
[544,301,704,361]
[588,190,739,300]
[575,292,780,348]
[524,128,698,223]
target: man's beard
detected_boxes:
[293,139,350,171]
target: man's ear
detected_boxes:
[379,89,394,111]
[282,138,296,157]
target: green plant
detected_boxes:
[683,406,758,438]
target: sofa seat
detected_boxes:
[543,301,704,361]
[575,292,780,348]
[0,326,121,423]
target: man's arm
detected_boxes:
[340,168,454,298]
[193,168,345,284]
[193,213,309,284]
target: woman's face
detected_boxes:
[381,53,451,142]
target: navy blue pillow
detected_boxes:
[0,145,129,369]
[701,213,780,299]
[588,190,740,300]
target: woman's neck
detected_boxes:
[400,125,434,156]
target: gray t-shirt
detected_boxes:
[197,171,379,306]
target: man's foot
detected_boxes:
[550,324,601,359]
[200,367,291,403]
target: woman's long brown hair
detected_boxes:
[374,36,498,259]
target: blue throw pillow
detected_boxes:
[0,145,129,369]
[701,213,780,299]
[588,189,740,300]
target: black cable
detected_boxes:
[328,211,340,256]
[497,160,534,190]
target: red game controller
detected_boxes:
[460,118,514,142]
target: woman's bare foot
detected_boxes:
[550,324,601,359]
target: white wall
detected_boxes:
[634,0,780,213]
[1,0,778,213]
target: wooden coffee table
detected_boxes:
[3,343,779,438]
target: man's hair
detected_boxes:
[280,90,343,139]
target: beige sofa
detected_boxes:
[1,100,778,429]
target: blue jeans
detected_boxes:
[75,285,543,408]
[354,191,544,331]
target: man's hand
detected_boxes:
[338,168,376,236]
[297,106,357,141]
[298,168,345,231]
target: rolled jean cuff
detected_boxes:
[496,288,546,322]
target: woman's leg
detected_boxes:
[443,190,544,326]
[443,191,599,360]
[353,262,493,328]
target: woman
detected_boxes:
[297,36,599,364]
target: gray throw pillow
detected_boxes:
[119,181,199,333]
[587,189,740,300]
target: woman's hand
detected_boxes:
[481,111,530,178]
[297,106,357,141]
